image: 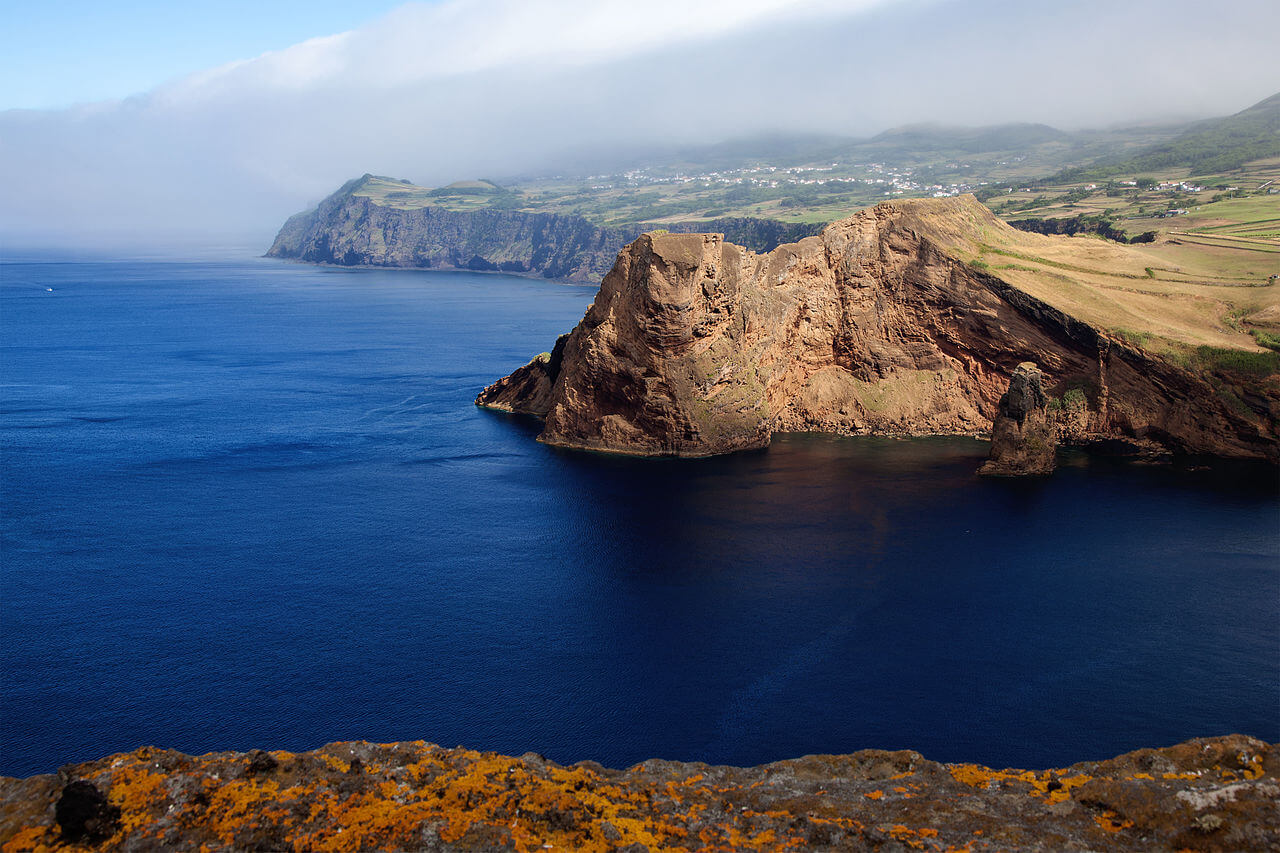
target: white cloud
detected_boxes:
[1,0,1276,250]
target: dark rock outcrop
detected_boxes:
[980,362,1058,475]
[2,736,1276,851]
[477,195,1279,461]
[53,781,119,843]
[267,176,823,283]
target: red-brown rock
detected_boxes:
[476,196,1279,462]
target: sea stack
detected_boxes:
[980,362,1058,476]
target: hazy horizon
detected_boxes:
[3,0,1277,251]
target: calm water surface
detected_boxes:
[2,256,1277,778]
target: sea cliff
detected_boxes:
[266,176,823,283]
[477,195,1279,462]
[1,736,1275,851]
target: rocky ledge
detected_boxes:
[1,735,1276,851]
[476,196,1278,463]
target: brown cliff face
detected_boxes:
[980,362,1058,475]
[2,736,1276,851]
[476,196,1279,461]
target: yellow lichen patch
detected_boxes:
[951,764,1094,805]
[948,764,1038,791]
[886,823,935,850]
[292,795,442,852]
[103,761,169,835]
[1093,810,1134,833]
[0,824,59,853]
[1042,773,1090,804]
[1161,771,1201,781]
[316,754,350,774]
[948,765,993,788]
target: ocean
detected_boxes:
[2,255,1276,779]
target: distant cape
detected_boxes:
[266,174,822,283]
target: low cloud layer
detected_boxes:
[2,0,1276,250]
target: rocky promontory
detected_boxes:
[266,176,822,283]
[1,735,1276,851]
[477,195,1279,462]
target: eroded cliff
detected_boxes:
[267,176,823,283]
[477,196,1279,460]
[1,736,1276,851]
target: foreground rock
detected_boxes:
[1,736,1275,851]
[979,362,1058,475]
[476,196,1279,461]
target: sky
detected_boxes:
[2,0,1277,250]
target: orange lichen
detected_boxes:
[0,825,58,853]
[864,790,884,800]
[104,761,169,835]
[948,764,1037,790]
[886,823,935,850]
[1093,810,1134,833]
[316,755,350,774]
[1043,773,1090,804]
[948,764,1096,807]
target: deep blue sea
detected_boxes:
[2,255,1277,779]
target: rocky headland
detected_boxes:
[476,195,1279,465]
[266,176,822,283]
[1,735,1276,851]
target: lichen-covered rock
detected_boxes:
[980,362,1058,475]
[477,196,1279,461]
[1,736,1276,851]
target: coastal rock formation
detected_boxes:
[476,196,1279,461]
[267,176,822,283]
[979,362,1058,475]
[1,736,1276,851]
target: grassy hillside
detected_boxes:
[1049,93,1280,182]
[925,199,1279,367]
